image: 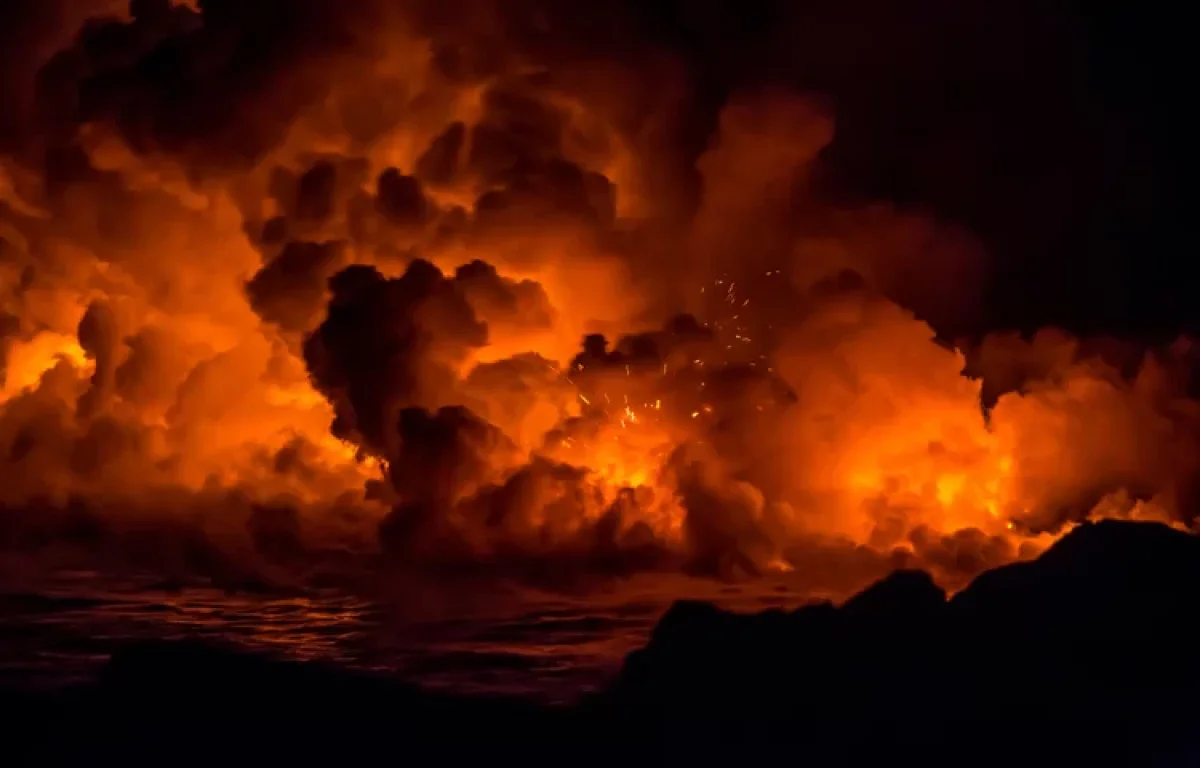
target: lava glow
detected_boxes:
[1,331,93,401]
[0,0,1194,594]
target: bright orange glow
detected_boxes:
[0,7,1193,595]
[1,332,93,401]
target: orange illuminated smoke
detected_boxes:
[1,332,93,401]
[0,5,1193,594]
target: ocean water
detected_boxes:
[0,570,824,704]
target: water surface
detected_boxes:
[0,570,824,703]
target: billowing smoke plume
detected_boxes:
[0,0,1189,595]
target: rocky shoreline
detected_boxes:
[7,520,1200,766]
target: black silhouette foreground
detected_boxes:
[6,520,1200,766]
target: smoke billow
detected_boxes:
[0,0,1190,595]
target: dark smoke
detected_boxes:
[0,0,1190,595]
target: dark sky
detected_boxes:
[626,0,1190,339]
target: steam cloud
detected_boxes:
[0,0,1191,595]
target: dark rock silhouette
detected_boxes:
[6,520,1200,766]
[596,520,1200,764]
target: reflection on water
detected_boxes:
[0,571,821,704]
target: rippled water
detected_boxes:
[0,570,821,704]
